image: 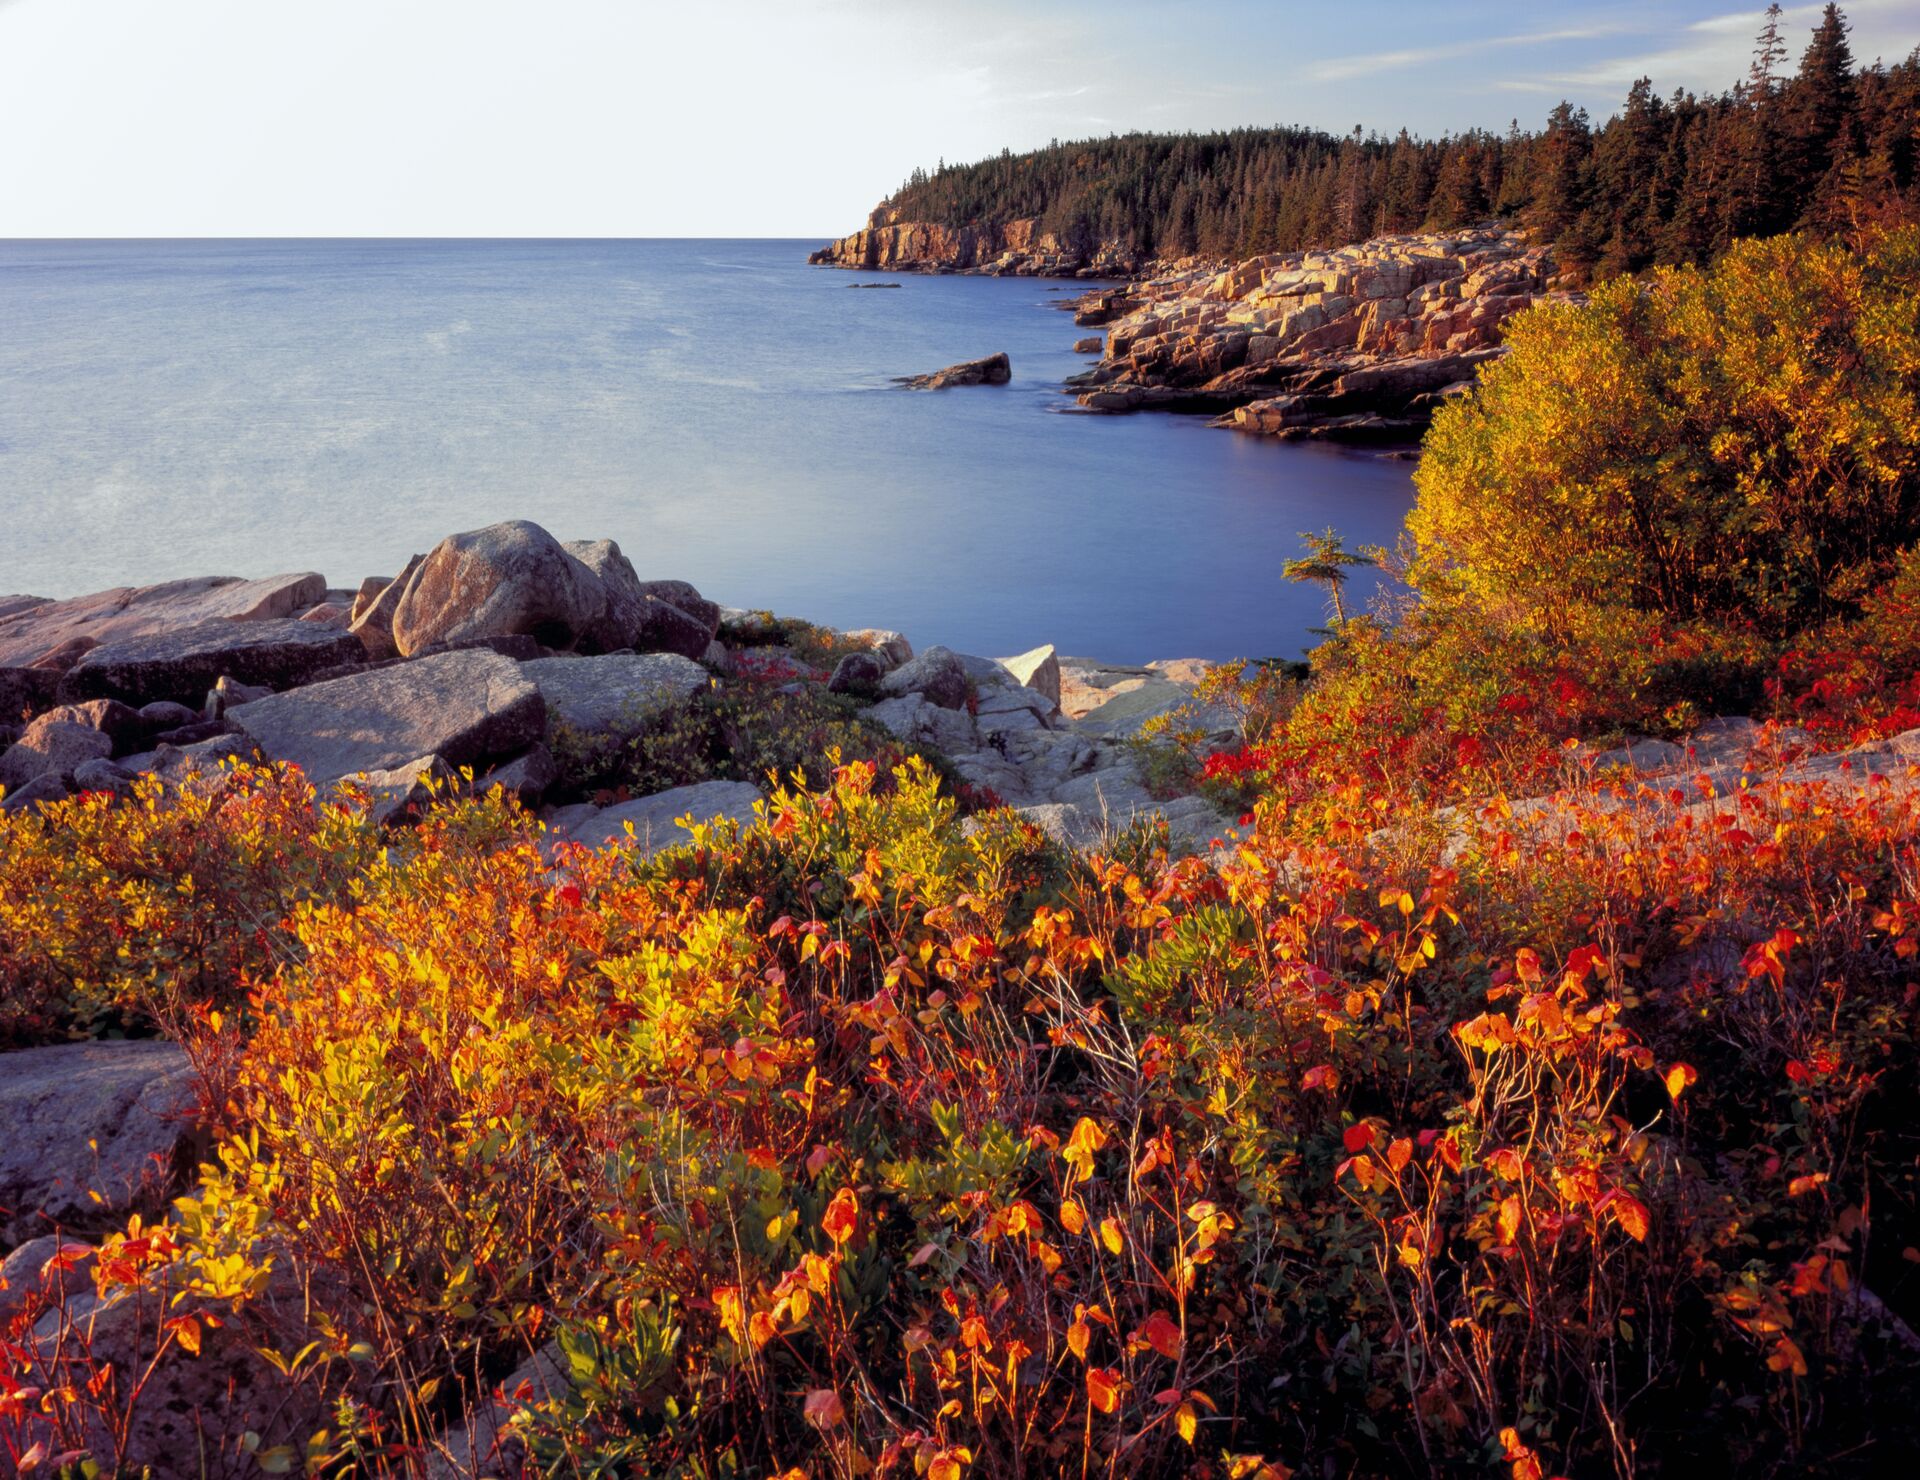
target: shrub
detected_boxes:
[1414,228,1920,634]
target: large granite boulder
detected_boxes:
[227,649,547,785]
[555,780,764,853]
[0,1040,198,1244]
[348,551,425,660]
[862,692,980,753]
[879,645,970,710]
[998,644,1062,707]
[633,581,722,659]
[564,538,648,652]
[0,713,114,790]
[391,521,606,657]
[56,619,364,708]
[0,573,327,668]
[519,653,709,741]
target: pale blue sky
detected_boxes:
[0,0,1915,236]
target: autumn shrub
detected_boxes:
[6,739,1905,1477]
[0,763,377,1048]
[1414,227,1920,634]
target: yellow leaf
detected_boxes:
[1100,1217,1124,1255]
[1176,1401,1197,1444]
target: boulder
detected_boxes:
[633,593,720,659]
[348,754,456,826]
[349,574,391,624]
[0,714,114,789]
[998,644,1061,707]
[562,780,763,854]
[72,756,139,798]
[1074,336,1104,353]
[843,629,913,669]
[391,521,606,657]
[638,579,722,641]
[0,665,60,721]
[227,649,548,786]
[0,1040,197,1244]
[879,645,969,710]
[349,552,424,660]
[0,771,69,814]
[862,693,979,754]
[297,601,351,628]
[203,674,273,720]
[828,651,886,695]
[0,1235,94,1328]
[519,653,709,741]
[56,619,364,708]
[125,733,261,784]
[38,697,146,751]
[153,718,229,747]
[895,352,1012,389]
[32,1264,328,1479]
[563,539,647,652]
[480,744,559,807]
[426,1341,569,1480]
[1075,679,1234,741]
[974,684,1060,738]
[0,573,328,668]
[135,699,199,732]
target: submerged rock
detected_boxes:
[895,352,1012,389]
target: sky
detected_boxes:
[0,0,1915,238]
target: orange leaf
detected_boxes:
[1496,1195,1523,1246]
[1135,1309,1182,1360]
[1100,1217,1124,1255]
[822,1187,859,1245]
[1611,1194,1650,1241]
[1664,1062,1697,1101]
[1086,1366,1123,1414]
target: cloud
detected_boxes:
[1538,0,1920,99]
[1310,24,1623,83]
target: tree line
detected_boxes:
[881,5,1917,277]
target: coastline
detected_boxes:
[810,217,1571,445]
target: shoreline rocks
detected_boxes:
[894,352,1012,390]
[809,207,1140,278]
[1,519,1246,858]
[1066,224,1573,443]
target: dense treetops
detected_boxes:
[877,5,1918,276]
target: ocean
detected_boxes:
[0,238,1415,663]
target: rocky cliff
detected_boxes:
[808,204,1140,277]
[1066,225,1575,442]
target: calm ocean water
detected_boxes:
[0,238,1414,662]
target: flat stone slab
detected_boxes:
[57,619,364,708]
[1073,678,1235,740]
[519,653,709,739]
[0,573,327,667]
[558,780,763,853]
[228,648,547,785]
[0,1040,197,1243]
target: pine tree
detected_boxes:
[1781,3,1860,220]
